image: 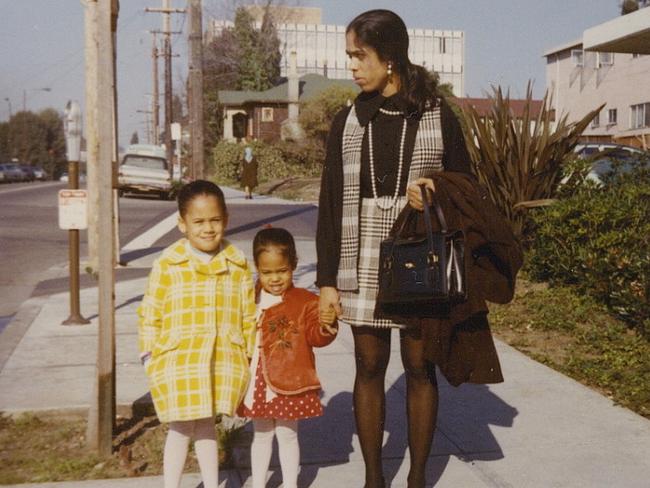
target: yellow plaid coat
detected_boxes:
[138,238,256,422]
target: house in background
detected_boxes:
[218,62,358,142]
[544,7,650,149]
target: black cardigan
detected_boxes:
[316,91,472,288]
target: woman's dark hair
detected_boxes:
[347,9,439,115]
[177,180,227,217]
[253,227,298,270]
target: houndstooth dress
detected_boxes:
[339,103,444,329]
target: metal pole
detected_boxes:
[163,0,173,178]
[152,35,160,144]
[62,159,90,326]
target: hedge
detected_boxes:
[525,163,650,336]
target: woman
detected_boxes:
[316,10,493,488]
[239,144,258,199]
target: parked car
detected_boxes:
[18,165,37,182]
[573,143,648,185]
[118,144,172,199]
[0,167,5,183]
[59,172,69,183]
[31,166,47,180]
[0,163,25,182]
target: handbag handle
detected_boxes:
[394,184,448,238]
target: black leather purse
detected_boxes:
[376,185,467,317]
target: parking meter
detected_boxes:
[64,100,82,162]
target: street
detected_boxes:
[0,181,177,332]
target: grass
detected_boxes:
[0,413,247,484]
[489,277,650,419]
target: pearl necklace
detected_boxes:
[368,107,407,210]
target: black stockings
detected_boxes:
[351,326,439,488]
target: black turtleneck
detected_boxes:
[315,91,472,288]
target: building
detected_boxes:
[544,7,650,148]
[219,71,358,142]
[208,6,465,96]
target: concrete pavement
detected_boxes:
[1,187,649,487]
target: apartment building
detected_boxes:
[544,8,650,148]
[208,6,465,96]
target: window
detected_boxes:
[630,102,650,129]
[571,49,584,67]
[608,108,618,125]
[591,112,600,128]
[597,52,613,67]
[438,37,447,54]
[261,107,274,122]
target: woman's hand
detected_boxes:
[319,286,341,331]
[406,177,436,210]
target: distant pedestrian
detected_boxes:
[239,143,258,199]
[238,227,338,488]
[138,180,256,488]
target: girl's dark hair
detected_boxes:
[347,9,439,115]
[253,227,298,270]
[177,180,227,217]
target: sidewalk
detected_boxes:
[1,187,649,487]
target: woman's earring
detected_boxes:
[387,61,393,81]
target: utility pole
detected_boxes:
[83,0,99,272]
[151,33,160,144]
[145,1,185,178]
[137,109,153,143]
[188,0,204,180]
[86,0,118,458]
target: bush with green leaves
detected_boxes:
[208,139,323,184]
[525,164,650,336]
[299,85,358,146]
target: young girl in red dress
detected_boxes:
[238,227,338,488]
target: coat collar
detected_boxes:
[354,91,412,127]
[162,238,247,275]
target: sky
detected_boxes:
[0,0,622,148]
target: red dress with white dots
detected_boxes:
[238,361,323,420]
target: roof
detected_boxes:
[218,73,359,106]
[543,39,583,57]
[452,97,546,119]
[583,7,650,54]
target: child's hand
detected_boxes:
[319,307,337,335]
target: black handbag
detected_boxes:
[376,185,467,317]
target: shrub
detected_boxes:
[208,139,323,184]
[525,165,650,335]
[299,85,358,146]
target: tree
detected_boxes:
[130,131,139,144]
[621,0,640,14]
[233,8,267,91]
[299,85,358,147]
[0,122,9,160]
[259,3,282,88]
[5,109,65,177]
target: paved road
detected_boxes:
[0,182,177,331]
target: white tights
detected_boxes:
[163,417,219,488]
[251,418,299,488]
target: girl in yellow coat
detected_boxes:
[138,180,256,488]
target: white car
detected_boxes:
[118,144,172,199]
[573,143,648,185]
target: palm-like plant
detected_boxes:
[457,83,603,238]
